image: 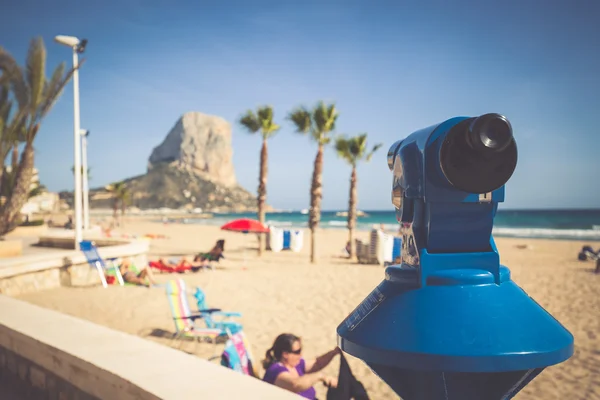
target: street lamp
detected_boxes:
[54,35,87,250]
[80,129,90,230]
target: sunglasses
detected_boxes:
[286,348,302,355]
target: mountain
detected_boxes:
[62,112,260,212]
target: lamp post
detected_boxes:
[54,35,87,250]
[80,129,90,230]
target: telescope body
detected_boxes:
[337,114,574,400]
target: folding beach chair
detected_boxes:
[79,240,124,288]
[165,280,224,355]
[193,286,243,335]
[221,330,258,378]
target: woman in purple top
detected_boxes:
[262,333,340,399]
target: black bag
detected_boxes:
[326,354,369,400]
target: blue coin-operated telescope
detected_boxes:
[337,114,574,399]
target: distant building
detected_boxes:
[21,192,60,214]
[0,166,60,215]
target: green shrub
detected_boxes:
[19,219,45,227]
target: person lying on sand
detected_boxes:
[262,333,340,399]
[154,240,227,273]
[119,258,157,287]
[157,255,208,272]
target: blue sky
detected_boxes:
[2,0,599,210]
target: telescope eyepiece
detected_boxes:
[468,114,513,153]
[440,113,517,194]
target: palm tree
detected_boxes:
[105,181,130,227]
[0,37,78,235]
[288,101,338,264]
[0,82,25,202]
[71,165,92,180]
[335,134,382,258]
[238,105,280,256]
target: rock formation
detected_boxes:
[148,112,237,187]
[73,112,259,212]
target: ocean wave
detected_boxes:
[492,227,600,240]
[266,220,293,227]
[163,218,600,240]
[327,221,347,226]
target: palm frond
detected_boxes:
[264,121,280,138]
[366,143,383,162]
[256,106,273,124]
[0,81,9,106]
[256,105,280,138]
[334,135,355,165]
[71,165,92,179]
[0,82,27,160]
[39,62,65,117]
[287,107,312,134]
[0,96,11,157]
[239,110,260,133]
[0,47,28,109]
[313,101,338,133]
[39,59,79,120]
[335,133,382,165]
[0,84,11,131]
[26,37,46,111]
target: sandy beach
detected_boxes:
[16,219,600,400]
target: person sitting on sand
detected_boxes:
[195,239,226,268]
[262,333,340,399]
[64,216,73,229]
[119,258,157,287]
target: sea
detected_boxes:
[173,209,600,241]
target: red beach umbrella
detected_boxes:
[220,218,269,268]
[221,218,269,234]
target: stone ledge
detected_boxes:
[0,240,23,258]
[0,240,149,280]
[0,295,298,399]
[36,236,129,250]
[0,240,150,296]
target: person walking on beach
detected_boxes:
[262,333,340,399]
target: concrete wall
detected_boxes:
[0,295,298,400]
[0,240,149,296]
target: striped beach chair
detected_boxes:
[221,330,258,378]
[165,279,223,354]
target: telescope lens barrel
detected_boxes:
[440,113,517,194]
[468,114,513,153]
